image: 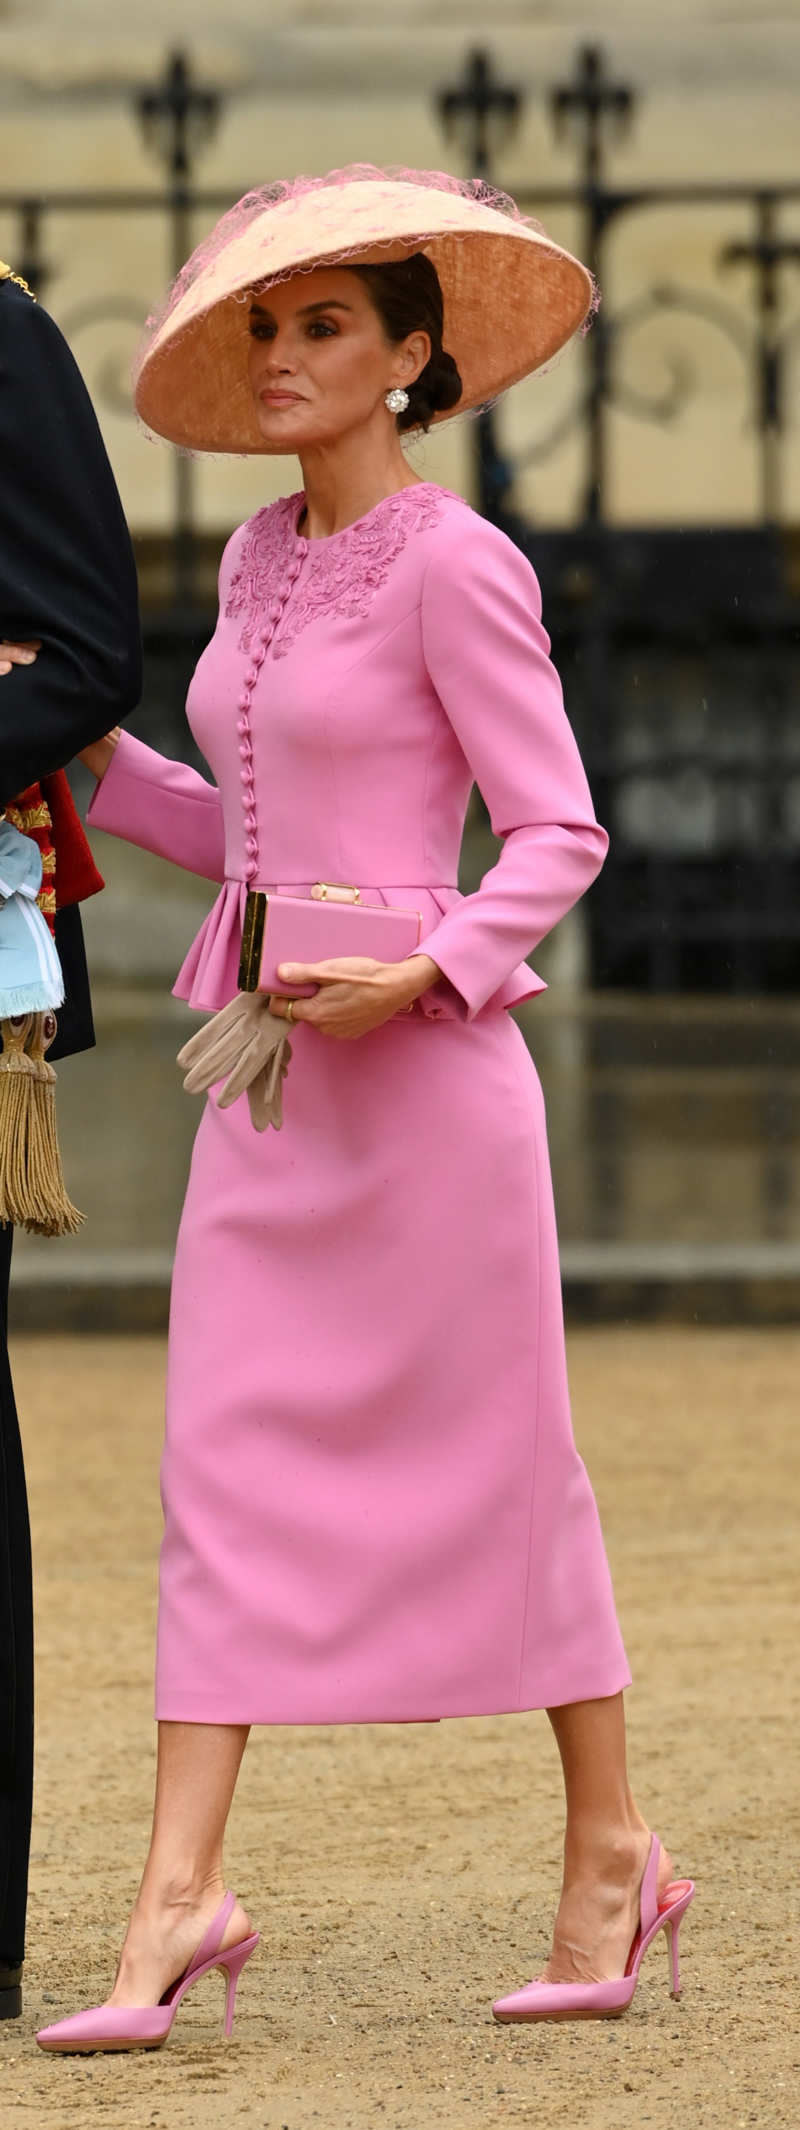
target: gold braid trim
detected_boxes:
[7,801,51,832]
[0,261,35,300]
[3,795,56,928]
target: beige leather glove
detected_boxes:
[177,992,292,1132]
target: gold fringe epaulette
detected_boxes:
[0,262,35,300]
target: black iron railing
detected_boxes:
[438,46,800,991]
[2,44,800,990]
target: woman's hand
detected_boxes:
[269,952,441,1040]
[77,728,121,780]
[0,639,40,676]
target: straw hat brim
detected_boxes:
[134,180,593,453]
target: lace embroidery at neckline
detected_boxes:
[225,485,458,656]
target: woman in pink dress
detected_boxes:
[38,169,692,2052]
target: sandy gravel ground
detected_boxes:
[2,1327,798,2130]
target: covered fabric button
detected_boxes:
[240,768,253,786]
[238,692,251,712]
[244,858,257,880]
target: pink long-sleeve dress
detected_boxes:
[89,482,630,1723]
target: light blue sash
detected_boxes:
[0,819,64,1017]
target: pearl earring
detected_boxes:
[385,386,410,414]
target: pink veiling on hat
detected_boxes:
[133,164,596,454]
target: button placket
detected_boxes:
[237,537,307,882]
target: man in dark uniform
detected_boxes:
[0,260,141,2015]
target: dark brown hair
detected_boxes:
[350,253,462,432]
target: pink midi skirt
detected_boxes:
[157,1009,629,1723]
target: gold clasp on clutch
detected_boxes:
[310,881,361,903]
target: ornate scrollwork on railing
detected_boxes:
[514,282,756,473]
[606,284,753,425]
[57,297,149,419]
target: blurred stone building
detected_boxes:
[2,1,799,1307]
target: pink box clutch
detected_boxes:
[238,887,423,997]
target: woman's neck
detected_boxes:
[296,433,423,541]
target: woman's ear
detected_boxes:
[400,331,431,386]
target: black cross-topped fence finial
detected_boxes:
[435,49,521,521]
[134,51,222,605]
[551,45,634,193]
[721,196,800,521]
[548,46,635,524]
[136,50,220,188]
[436,49,522,521]
[437,48,522,179]
[722,200,800,335]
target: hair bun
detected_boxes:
[401,346,463,432]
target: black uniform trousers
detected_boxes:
[0,273,142,1989]
[0,1221,32,1973]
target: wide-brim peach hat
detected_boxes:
[134,164,595,453]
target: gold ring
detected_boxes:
[285,998,295,1024]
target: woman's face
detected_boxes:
[246,267,429,450]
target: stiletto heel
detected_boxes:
[221,1936,257,2037]
[492,1834,695,2024]
[666,1912,683,1998]
[36,1891,260,2053]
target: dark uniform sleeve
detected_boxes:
[0,278,142,806]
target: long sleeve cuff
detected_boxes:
[87,730,226,883]
[415,516,609,1020]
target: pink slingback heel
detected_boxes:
[492,1834,695,2023]
[36,1890,260,2053]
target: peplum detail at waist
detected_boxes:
[174,878,546,1017]
[174,878,250,1010]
